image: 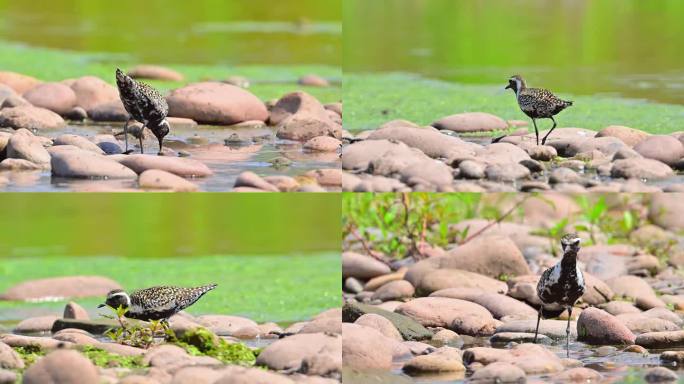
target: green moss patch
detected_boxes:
[169,327,257,365]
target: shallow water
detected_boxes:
[0,124,340,192]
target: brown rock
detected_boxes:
[0,341,23,369]
[552,367,603,382]
[577,307,636,345]
[303,136,341,152]
[633,135,684,166]
[127,65,184,81]
[63,302,89,320]
[342,323,393,370]
[70,76,119,111]
[6,133,50,168]
[115,154,213,177]
[402,346,465,374]
[636,330,684,349]
[432,112,507,132]
[611,158,673,180]
[342,252,391,280]
[233,171,279,192]
[0,105,65,130]
[257,332,340,376]
[0,275,121,300]
[87,100,128,122]
[0,71,40,94]
[298,74,329,87]
[139,169,199,192]
[596,125,649,147]
[51,149,137,179]
[354,314,403,341]
[413,269,507,296]
[53,134,105,154]
[470,361,525,383]
[304,168,341,187]
[23,82,77,115]
[396,297,497,336]
[195,315,257,336]
[167,82,268,124]
[23,349,98,384]
[442,235,531,278]
[371,280,415,302]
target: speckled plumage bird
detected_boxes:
[98,284,217,322]
[505,75,573,145]
[534,234,585,357]
[115,68,170,155]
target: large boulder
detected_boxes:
[6,131,51,168]
[367,126,479,160]
[432,112,507,132]
[167,82,268,125]
[0,106,65,130]
[69,76,119,111]
[577,307,636,345]
[342,323,393,370]
[0,275,121,300]
[23,349,99,384]
[24,83,78,115]
[342,302,433,341]
[611,158,673,180]
[633,135,684,166]
[272,92,341,141]
[342,252,390,280]
[0,71,41,94]
[395,297,498,336]
[50,148,137,179]
[114,154,213,177]
[256,332,340,377]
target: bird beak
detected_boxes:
[97,304,106,309]
[504,84,512,90]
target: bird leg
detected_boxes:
[541,117,558,145]
[566,306,572,358]
[532,118,539,145]
[139,126,145,154]
[534,306,542,343]
[123,118,134,155]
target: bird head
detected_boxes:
[560,233,581,253]
[98,289,131,310]
[150,119,170,139]
[505,75,525,93]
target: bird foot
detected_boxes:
[122,149,134,155]
[157,152,164,156]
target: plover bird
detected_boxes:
[115,68,170,155]
[534,233,585,357]
[98,284,217,322]
[505,75,573,145]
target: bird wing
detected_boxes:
[137,81,169,122]
[131,286,181,312]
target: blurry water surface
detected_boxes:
[344,0,684,104]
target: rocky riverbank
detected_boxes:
[0,292,341,383]
[342,194,684,383]
[0,68,341,192]
[342,113,684,192]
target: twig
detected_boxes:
[347,224,387,263]
[459,195,532,245]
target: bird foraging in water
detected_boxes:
[505,75,573,145]
[98,284,217,322]
[534,234,585,357]
[115,68,170,155]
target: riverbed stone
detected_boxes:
[24,82,78,115]
[127,65,184,81]
[6,131,50,168]
[0,275,121,300]
[413,269,508,297]
[432,112,507,133]
[601,301,641,316]
[368,125,479,160]
[276,114,341,141]
[195,315,258,336]
[14,315,59,333]
[616,313,679,334]
[464,293,537,320]
[634,135,684,166]
[636,330,684,348]
[0,341,23,369]
[257,332,341,376]
[611,158,674,180]
[115,154,213,177]
[596,125,649,147]
[70,76,119,111]
[0,72,40,94]
[303,136,341,152]
[644,366,679,382]
[553,367,603,382]
[233,171,279,192]
[396,297,497,336]
[53,134,105,154]
[139,169,199,192]
[342,323,393,370]
[167,82,268,124]
[577,307,636,345]
[304,168,341,187]
[87,100,128,121]
[342,252,390,280]
[23,349,98,384]
[371,280,414,302]
[342,302,432,341]
[458,160,486,179]
[402,346,464,374]
[607,275,657,302]
[469,361,525,383]
[0,369,16,384]
[354,313,403,341]
[441,235,530,278]
[484,163,530,182]
[0,105,65,130]
[496,319,576,339]
[51,149,137,179]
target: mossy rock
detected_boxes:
[171,327,257,365]
[342,302,432,341]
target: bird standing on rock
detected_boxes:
[505,75,573,145]
[115,68,170,155]
[98,284,217,323]
[534,233,585,357]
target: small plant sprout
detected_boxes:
[99,304,164,349]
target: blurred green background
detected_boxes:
[0,194,341,324]
[0,0,341,66]
[343,0,684,132]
